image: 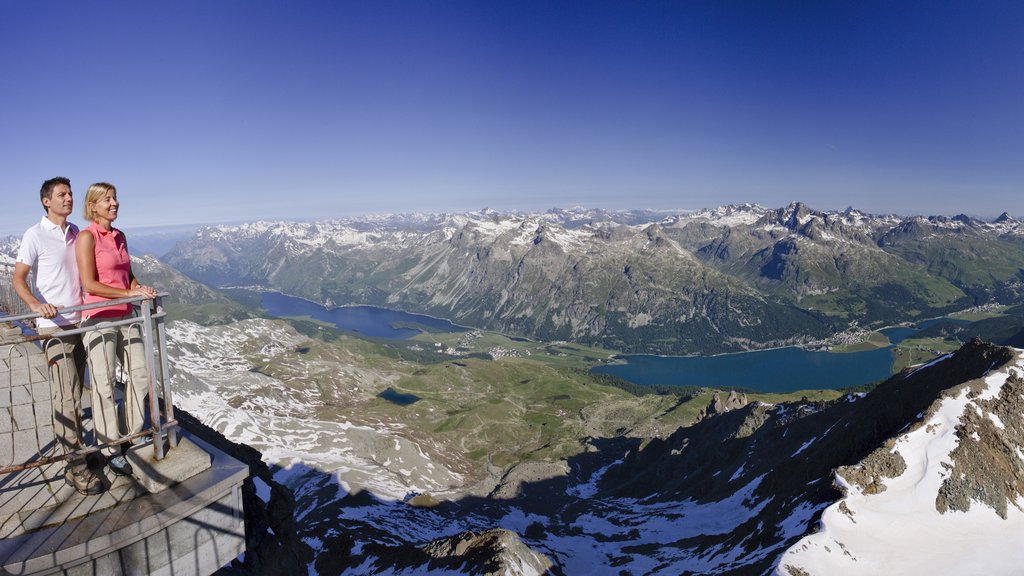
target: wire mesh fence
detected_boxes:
[0,266,28,318]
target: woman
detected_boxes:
[76,182,157,477]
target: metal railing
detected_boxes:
[1,293,178,474]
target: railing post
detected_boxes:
[140,299,166,461]
[154,296,178,449]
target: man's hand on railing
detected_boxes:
[29,301,60,319]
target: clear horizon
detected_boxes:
[3,1,1022,236]
[3,201,1017,240]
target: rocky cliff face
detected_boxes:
[175,407,313,576]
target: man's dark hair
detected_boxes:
[40,177,71,212]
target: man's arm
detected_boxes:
[13,262,58,319]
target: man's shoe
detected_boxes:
[107,455,133,477]
[65,466,103,495]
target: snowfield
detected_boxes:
[776,350,1024,575]
[166,320,465,500]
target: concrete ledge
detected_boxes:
[127,436,212,494]
[0,326,22,344]
[0,433,248,575]
[64,490,244,576]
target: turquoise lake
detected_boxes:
[259,291,961,393]
[595,318,969,392]
[591,346,895,393]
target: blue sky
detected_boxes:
[2,0,1022,235]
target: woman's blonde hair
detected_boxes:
[83,182,117,221]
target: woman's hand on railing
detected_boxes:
[132,285,158,299]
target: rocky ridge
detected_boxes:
[163,203,1024,354]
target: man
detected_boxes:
[13,177,102,495]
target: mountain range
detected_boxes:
[163,203,1024,354]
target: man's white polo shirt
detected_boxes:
[16,216,83,328]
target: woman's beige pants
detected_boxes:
[82,315,150,456]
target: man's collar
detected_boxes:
[40,216,77,235]
[40,215,58,229]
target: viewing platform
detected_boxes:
[0,295,249,575]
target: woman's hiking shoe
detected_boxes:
[107,455,134,477]
[65,466,103,495]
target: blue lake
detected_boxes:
[878,326,917,344]
[378,387,422,406]
[260,292,465,339]
[880,317,971,344]
[592,346,895,393]
[259,290,962,393]
[597,316,970,392]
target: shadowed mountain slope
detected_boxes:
[175,326,1023,574]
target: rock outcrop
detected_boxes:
[693,390,750,423]
[422,529,554,576]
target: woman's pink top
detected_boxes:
[83,222,133,319]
